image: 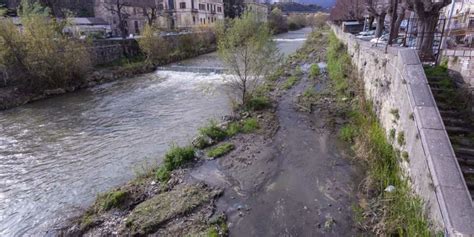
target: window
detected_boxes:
[180,2,186,8]
[193,16,196,24]
[158,4,164,10]
[217,6,222,12]
[207,4,209,11]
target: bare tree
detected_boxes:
[103,0,132,39]
[330,0,365,23]
[405,0,451,59]
[365,0,390,37]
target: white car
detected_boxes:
[370,35,388,44]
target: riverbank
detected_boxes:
[60,26,367,236]
[0,44,216,111]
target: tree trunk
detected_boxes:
[368,16,375,30]
[416,13,439,60]
[375,13,386,38]
[392,9,405,41]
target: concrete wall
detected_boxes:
[90,32,216,66]
[330,25,474,236]
[444,51,474,87]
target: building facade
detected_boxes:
[245,1,268,22]
[94,0,224,36]
[444,0,474,46]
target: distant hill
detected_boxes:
[297,0,334,8]
[273,2,324,13]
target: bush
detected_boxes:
[282,76,299,89]
[199,121,228,141]
[98,190,128,211]
[245,96,270,111]
[0,1,91,90]
[155,166,171,182]
[163,145,195,171]
[226,122,242,137]
[339,124,356,142]
[309,64,320,79]
[138,24,170,64]
[207,142,235,158]
[242,118,259,133]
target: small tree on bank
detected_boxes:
[217,12,281,106]
[138,24,169,64]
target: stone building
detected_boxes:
[444,0,474,46]
[245,0,268,22]
[94,0,224,36]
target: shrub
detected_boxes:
[282,76,299,89]
[245,96,270,111]
[207,142,235,158]
[397,131,406,146]
[309,64,320,79]
[163,145,195,171]
[226,122,241,137]
[199,121,228,141]
[138,24,170,64]
[155,166,171,182]
[242,118,259,133]
[0,0,91,90]
[98,190,128,211]
[339,124,357,142]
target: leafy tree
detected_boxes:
[223,0,245,18]
[268,8,288,34]
[217,12,281,106]
[138,24,169,64]
[0,0,91,90]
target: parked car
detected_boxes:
[370,34,389,44]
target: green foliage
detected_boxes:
[282,76,299,89]
[199,121,228,141]
[339,124,357,142]
[287,14,307,30]
[97,190,128,211]
[309,64,320,79]
[138,24,170,64]
[327,32,351,97]
[163,145,195,171]
[242,118,259,133]
[226,122,242,137]
[268,8,288,34]
[402,151,409,161]
[397,131,405,146]
[217,12,281,105]
[245,96,270,111]
[294,65,303,77]
[267,67,284,81]
[207,142,235,158]
[155,166,171,182]
[389,128,396,141]
[0,0,91,90]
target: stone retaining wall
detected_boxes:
[330,24,474,236]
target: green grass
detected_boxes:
[389,128,396,141]
[309,64,320,79]
[282,76,299,89]
[207,142,235,158]
[397,131,406,146]
[155,144,195,182]
[225,122,242,137]
[97,190,128,211]
[242,118,259,133]
[339,124,357,142]
[327,32,351,98]
[245,96,270,111]
[329,31,431,236]
[268,67,284,81]
[163,145,195,171]
[199,121,228,142]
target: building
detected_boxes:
[245,0,268,22]
[94,0,224,36]
[444,0,474,46]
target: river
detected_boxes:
[0,27,311,236]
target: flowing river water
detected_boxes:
[0,27,311,236]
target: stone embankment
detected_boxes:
[330,24,474,236]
